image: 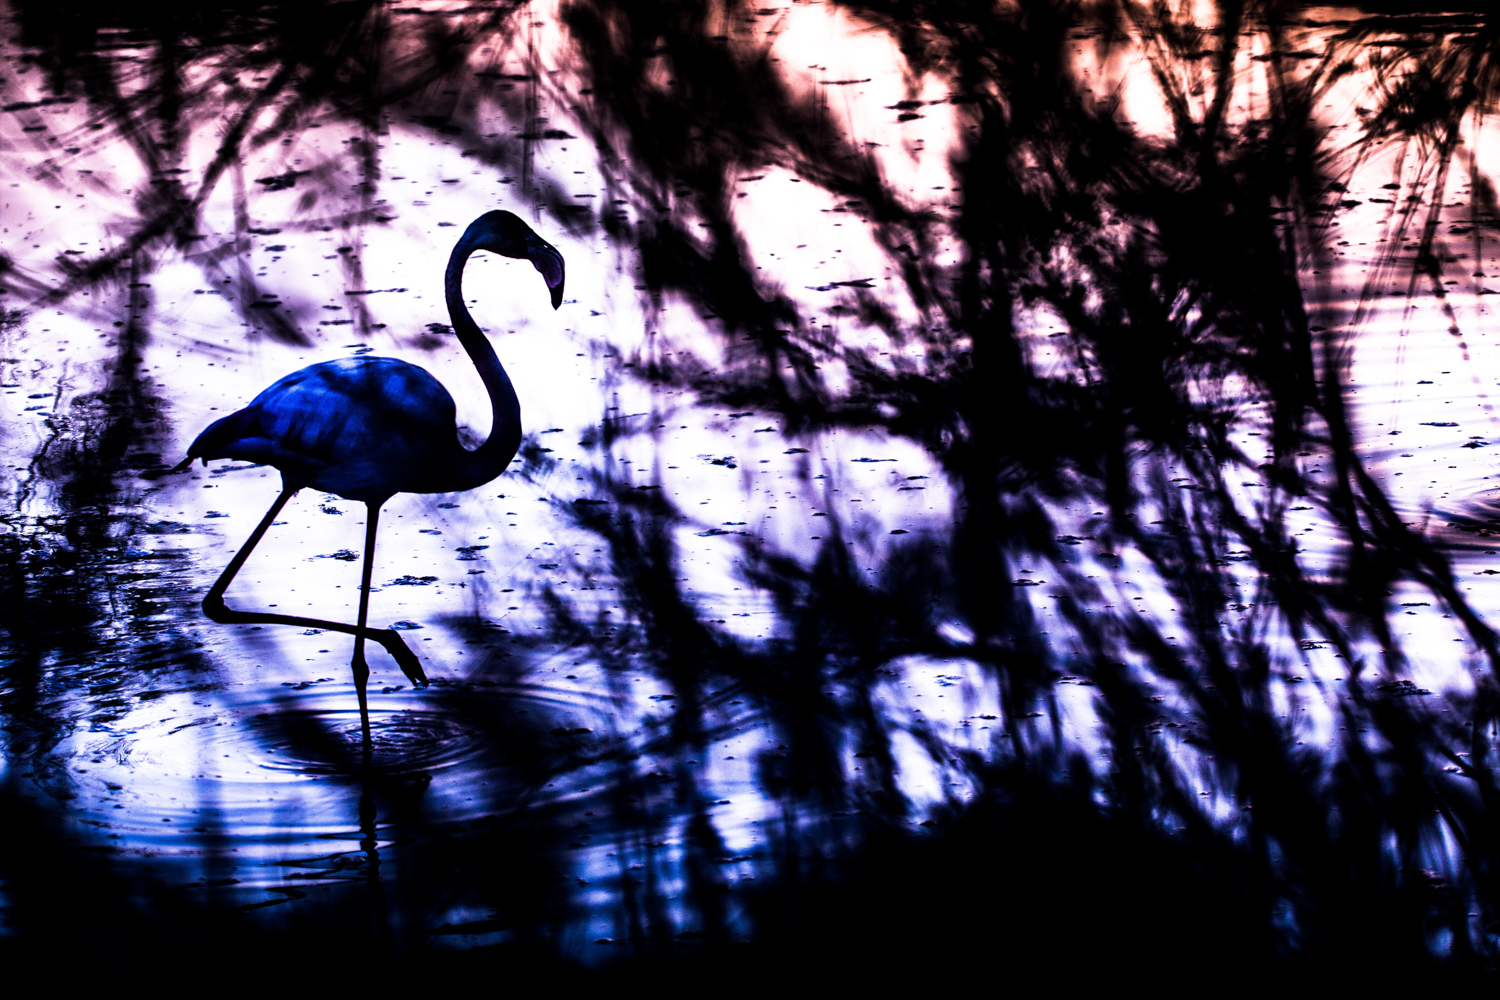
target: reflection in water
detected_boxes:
[2,0,1500,975]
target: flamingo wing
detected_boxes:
[187,357,459,495]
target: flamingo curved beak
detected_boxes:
[526,236,566,310]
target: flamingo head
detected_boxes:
[464,210,566,309]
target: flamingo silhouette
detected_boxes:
[177,211,565,738]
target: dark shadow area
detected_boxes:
[4,0,1500,980]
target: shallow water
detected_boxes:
[3,0,1500,971]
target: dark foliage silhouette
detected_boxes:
[2,0,1500,978]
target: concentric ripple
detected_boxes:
[242,706,487,776]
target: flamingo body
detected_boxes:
[187,355,477,501]
[184,210,565,739]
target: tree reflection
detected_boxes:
[1,0,1498,976]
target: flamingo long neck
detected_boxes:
[445,240,521,487]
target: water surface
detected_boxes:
[3,0,1500,974]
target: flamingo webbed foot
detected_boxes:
[379,630,429,688]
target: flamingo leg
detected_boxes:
[202,484,429,690]
[351,502,382,743]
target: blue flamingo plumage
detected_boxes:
[179,210,565,738]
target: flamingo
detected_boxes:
[177,210,565,738]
